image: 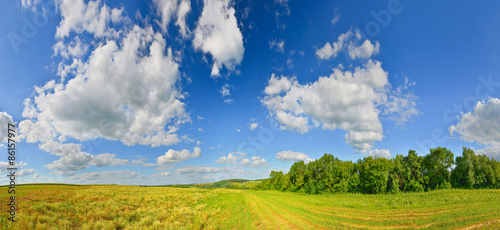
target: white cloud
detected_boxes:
[153,0,192,37]
[216,151,246,164]
[21,25,189,148]
[475,148,500,161]
[0,161,27,173]
[89,153,130,167]
[197,115,205,120]
[216,153,238,164]
[275,110,309,134]
[176,0,192,37]
[20,0,41,9]
[263,74,293,95]
[69,170,141,184]
[262,60,419,153]
[239,158,250,165]
[315,30,352,60]
[198,128,204,132]
[366,149,391,158]
[55,0,126,39]
[157,147,202,164]
[175,166,238,174]
[45,152,93,176]
[316,29,379,60]
[53,37,89,59]
[347,40,380,59]
[236,129,240,132]
[269,39,285,53]
[383,79,420,125]
[0,112,14,144]
[276,150,309,161]
[154,171,172,177]
[450,98,500,147]
[250,156,268,167]
[331,7,340,25]
[220,84,231,96]
[22,4,192,176]
[224,99,234,104]
[193,0,244,77]
[250,122,258,130]
[18,169,36,177]
[131,159,157,167]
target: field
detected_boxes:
[0,185,499,229]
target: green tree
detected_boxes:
[422,147,454,190]
[288,160,307,192]
[451,147,476,189]
[359,157,393,194]
[403,150,424,192]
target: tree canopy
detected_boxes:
[257,147,500,194]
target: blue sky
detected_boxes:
[1,0,500,185]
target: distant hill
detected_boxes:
[163,179,262,189]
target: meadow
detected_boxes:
[0,184,499,229]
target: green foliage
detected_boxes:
[211,179,249,188]
[422,147,454,190]
[451,147,500,189]
[258,147,500,195]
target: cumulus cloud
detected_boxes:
[216,151,246,164]
[450,98,500,148]
[89,153,130,167]
[276,150,309,161]
[21,25,189,148]
[315,30,352,60]
[157,147,202,164]
[250,156,268,167]
[261,60,419,153]
[0,112,14,144]
[239,158,250,165]
[53,37,89,59]
[56,0,126,39]
[18,169,36,177]
[347,39,380,59]
[20,0,192,176]
[366,149,391,158]
[193,0,244,77]
[250,122,258,130]
[153,0,192,37]
[316,29,379,60]
[45,152,93,176]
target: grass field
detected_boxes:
[0,185,499,229]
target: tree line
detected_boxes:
[256,147,500,194]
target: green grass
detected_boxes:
[0,185,499,229]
